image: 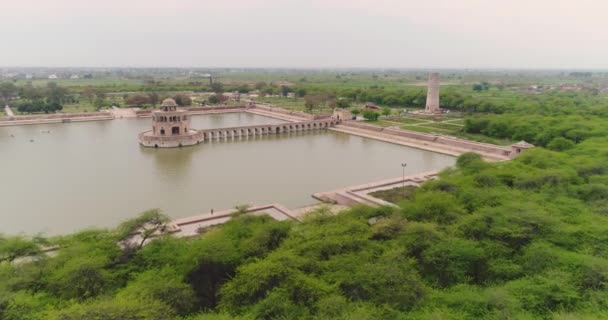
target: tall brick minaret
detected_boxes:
[425,72,440,113]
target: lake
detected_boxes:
[0,112,455,235]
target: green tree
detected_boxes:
[280,85,291,97]
[295,88,307,97]
[381,107,391,116]
[117,209,170,252]
[304,94,322,114]
[46,82,67,103]
[93,98,106,111]
[148,92,159,106]
[46,298,174,320]
[254,82,267,90]
[363,109,380,121]
[422,238,487,287]
[47,256,109,300]
[336,99,351,109]
[211,82,224,94]
[208,95,220,104]
[19,82,44,101]
[173,94,192,106]
[547,137,575,151]
[0,82,17,102]
[125,94,149,107]
[0,235,41,263]
[117,268,197,315]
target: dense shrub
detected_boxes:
[3,124,608,319]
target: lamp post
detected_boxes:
[401,163,407,196]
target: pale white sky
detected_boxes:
[1,0,607,68]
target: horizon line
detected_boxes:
[2,66,608,72]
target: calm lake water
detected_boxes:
[0,113,455,235]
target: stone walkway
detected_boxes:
[313,172,439,207]
[330,125,508,161]
[290,204,350,219]
[110,107,137,118]
[169,203,296,237]
[246,108,308,122]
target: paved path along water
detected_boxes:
[110,106,137,118]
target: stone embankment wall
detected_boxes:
[136,104,332,121]
[135,105,248,117]
[170,204,297,237]
[0,112,114,126]
[138,130,204,148]
[341,121,512,159]
[313,171,440,207]
[253,104,326,120]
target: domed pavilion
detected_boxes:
[138,98,203,148]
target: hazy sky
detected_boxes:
[2,0,607,68]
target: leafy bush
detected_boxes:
[363,109,380,121]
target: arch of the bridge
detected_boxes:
[200,119,340,142]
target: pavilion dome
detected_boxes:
[161,98,178,108]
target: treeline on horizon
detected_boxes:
[3,75,606,115]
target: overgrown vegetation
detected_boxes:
[369,185,417,203]
[2,142,608,319]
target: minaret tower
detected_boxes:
[425,72,440,113]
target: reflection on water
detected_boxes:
[140,147,196,180]
[0,113,455,235]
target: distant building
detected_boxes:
[2,73,18,79]
[48,74,58,79]
[230,91,240,101]
[25,74,33,80]
[221,91,241,101]
[139,98,203,148]
[333,108,354,121]
[365,103,380,110]
[510,141,534,158]
[70,75,80,79]
[273,81,296,87]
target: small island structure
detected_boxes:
[138,98,203,148]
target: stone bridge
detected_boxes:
[201,118,339,140]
